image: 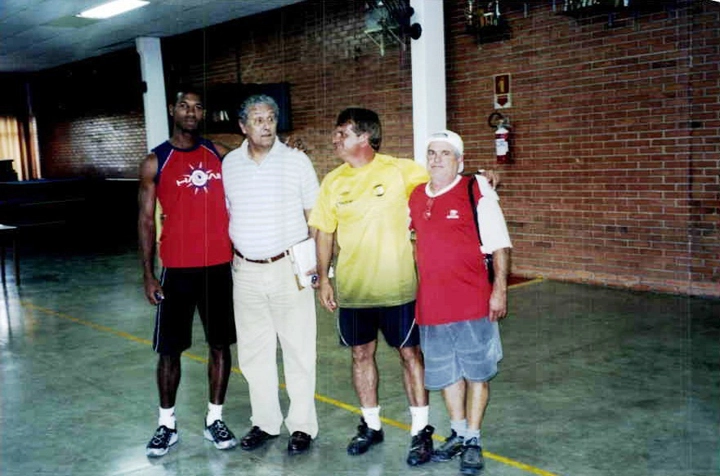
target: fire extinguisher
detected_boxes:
[488,111,511,164]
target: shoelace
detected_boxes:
[151,427,173,446]
[209,421,231,439]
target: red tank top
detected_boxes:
[153,138,232,268]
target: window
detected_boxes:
[0,116,41,181]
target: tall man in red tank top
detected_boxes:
[138,87,238,457]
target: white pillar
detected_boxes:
[410,0,447,167]
[136,37,168,153]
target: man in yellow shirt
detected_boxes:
[309,108,433,466]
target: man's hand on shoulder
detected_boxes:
[283,135,307,152]
[214,142,231,158]
[478,168,500,189]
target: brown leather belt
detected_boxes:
[234,248,289,264]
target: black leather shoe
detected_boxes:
[287,431,312,455]
[240,426,278,451]
[407,425,434,466]
[347,418,384,455]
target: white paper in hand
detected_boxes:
[289,238,317,288]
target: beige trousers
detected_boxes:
[232,254,318,438]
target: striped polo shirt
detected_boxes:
[222,137,319,260]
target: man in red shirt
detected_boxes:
[138,86,237,457]
[408,130,512,476]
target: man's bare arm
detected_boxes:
[488,247,510,321]
[138,154,162,304]
[315,230,337,312]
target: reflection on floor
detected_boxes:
[0,241,718,476]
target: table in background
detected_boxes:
[0,224,19,286]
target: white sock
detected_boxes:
[361,406,382,431]
[466,429,482,447]
[451,419,468,439]
[206,403,223,426]
[409,405,429,436]
[158,406,176,430]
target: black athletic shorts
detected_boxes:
[338,301,419,348]
[153,262,236,354]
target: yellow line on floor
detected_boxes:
[509,277,545,289]
[22,300,557,476]
[23,302,154,346]
[311,395,558,476]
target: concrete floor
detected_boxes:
[0,236,718,476]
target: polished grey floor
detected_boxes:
[1,236,718,476]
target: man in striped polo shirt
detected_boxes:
[222,94,320,456]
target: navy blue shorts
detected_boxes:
[338,301,419,348]
[153,263,236,355]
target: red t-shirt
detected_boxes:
[153,138,232,268]
[408,176,492,325]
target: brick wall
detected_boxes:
[442,1,718,296]
[32,49,147,178]
[30,0,719,297]
[687,1,720,297]
[40,113,146,177]
[161,0,415,178]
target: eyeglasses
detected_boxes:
[423,197,434,220]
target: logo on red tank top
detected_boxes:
[175,162,221,193]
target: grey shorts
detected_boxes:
[419,318,503,390]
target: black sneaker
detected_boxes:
[204,419,238,450]
[347,418,384,455]
[431,430,464,462]
[146,425,178,457]
[406,425,434,466]
[460,437,485,475]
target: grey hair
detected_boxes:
[238,94,279,124]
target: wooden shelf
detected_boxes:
[556,0,674,18]
[467,17,511,44]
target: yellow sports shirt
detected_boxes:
[309,154,429,307]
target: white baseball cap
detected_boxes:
[425,130,464,173]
